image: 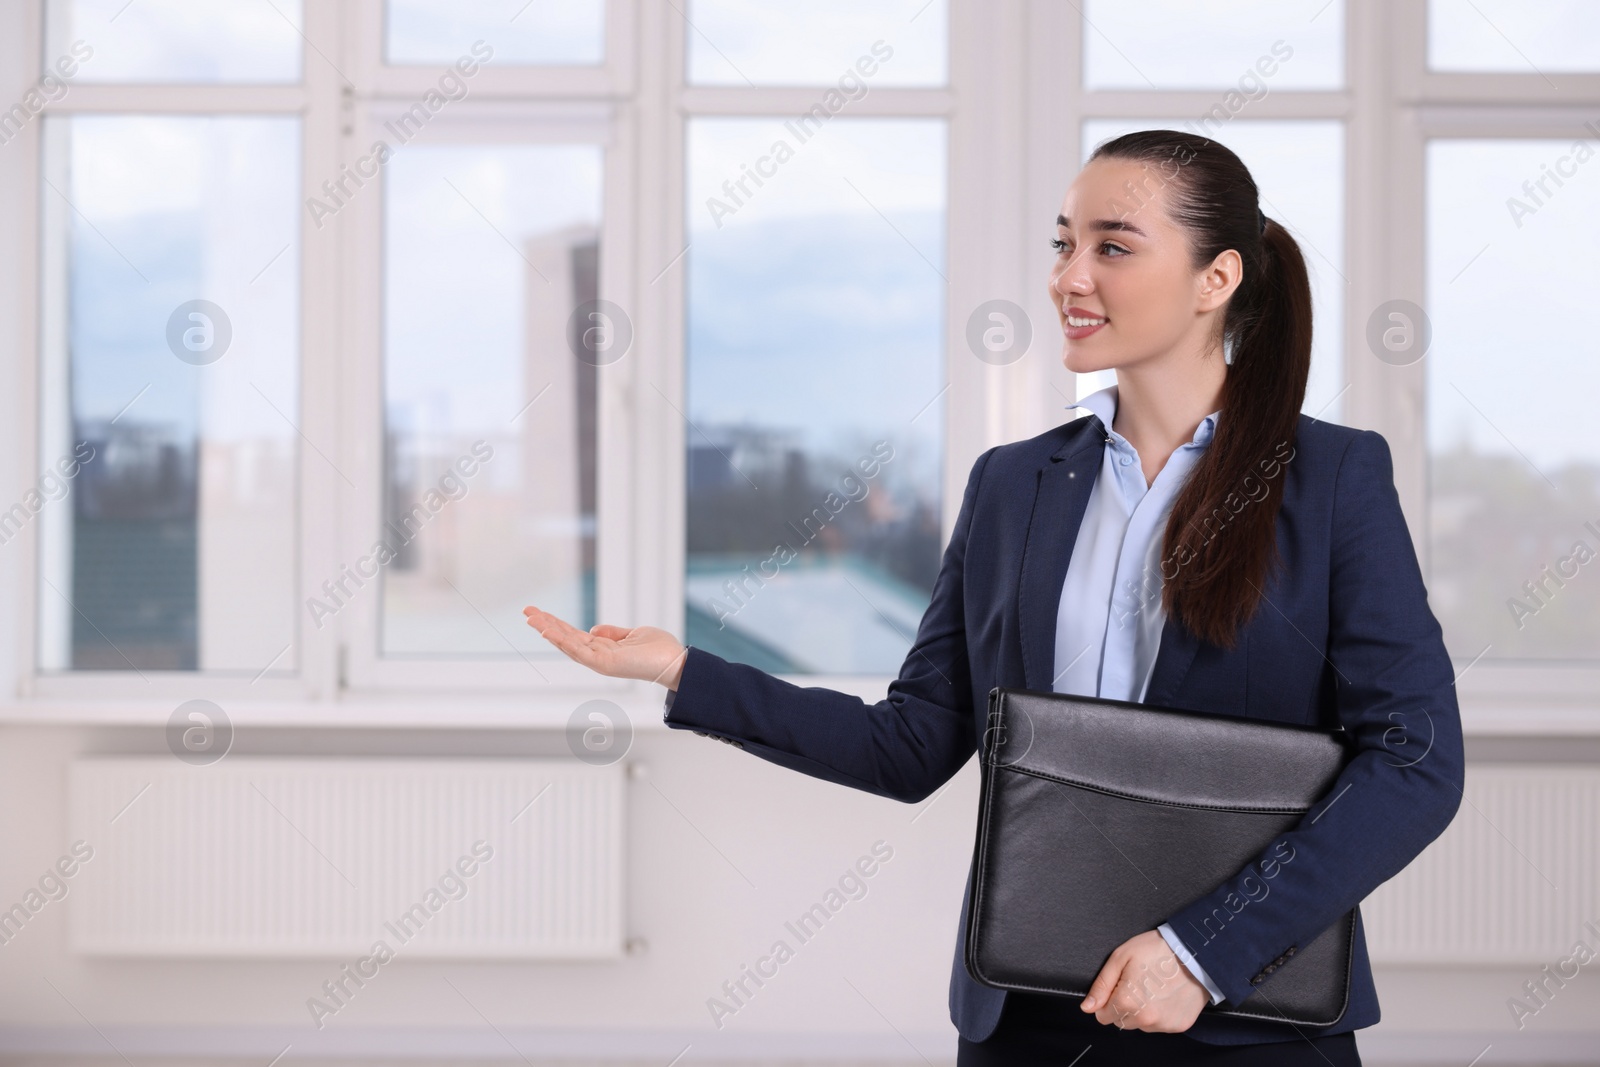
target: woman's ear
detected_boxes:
[1196,249,1244,312]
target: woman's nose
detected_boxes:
[1053,258,1091,297]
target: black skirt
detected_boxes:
[956,991,1363,1066]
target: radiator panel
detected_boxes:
[67,758,624,958]
[1363,766,1600,963]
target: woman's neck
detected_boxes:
[1111,361,1225,486]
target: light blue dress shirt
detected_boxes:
[1054,383,1227,1006]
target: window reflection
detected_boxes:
[1426,140,1600,662]
[382,145,603,656]
[685,117,946,674]
[37,115,300,673]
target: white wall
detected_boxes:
[1,725,1598,1064]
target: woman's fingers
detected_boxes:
[524,607,610,672]
[524,607,684,685]
[1082,947,1125,1013]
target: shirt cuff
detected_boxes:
[1158,922,1225,1005]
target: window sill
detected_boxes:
[4,687,1597,734]
[1458,701,1600,736]
[0,687,675,729]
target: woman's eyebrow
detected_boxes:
[1056,214,1148,238]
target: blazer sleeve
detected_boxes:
[1160,428,1466,1007]
[660,444,1000,805]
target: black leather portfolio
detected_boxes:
[964,686,1358,1026]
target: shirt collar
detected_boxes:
[1071,383,1220,450]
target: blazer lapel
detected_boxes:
[1017,413,1203,702]
[1018,418,1105,693]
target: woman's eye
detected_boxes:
[1051,237,1129,256]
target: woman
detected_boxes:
[524,130,1463,1065]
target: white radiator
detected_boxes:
[1363,765,1600,963]
[67,758,624,958]
[62,760,1597,963]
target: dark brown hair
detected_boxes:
[1086,130,1312,649]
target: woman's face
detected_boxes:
[1049,156,1238,375]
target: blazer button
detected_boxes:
[1285,946,1296,957]
[1265,964,1277,973]
[1249,975,1264,986]
[733,740,745,749]
[693,730,709,737]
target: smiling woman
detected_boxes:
[526,128,1456,1067]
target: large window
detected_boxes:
[3,0,1594,721]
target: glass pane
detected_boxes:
[1078,121,1346,423]
[385,0,604,65]
[1429,0,1600,72]
[687,0,946,87]
[382,145,603,657]
[44,0,304,84]
[37,116,300,673]
[1083,0,1342,91]
[686,117,946,674]
[1425,140,1600,663]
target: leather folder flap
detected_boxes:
[989,687,1350,811]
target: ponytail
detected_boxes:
[1088,131,1313,649]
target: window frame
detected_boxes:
[671,2,978,701]
[1392,0,1600,720]
[3,0,341,715]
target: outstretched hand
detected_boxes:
[523,606,688,690]
[1081,929,1209,1032]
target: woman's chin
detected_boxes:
[1061,344,1117,375]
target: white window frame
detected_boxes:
[2,0,342,717]
[0,0,1592,730]
[1390,0,1600,727]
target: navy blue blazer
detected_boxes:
[663,408,1465,1046]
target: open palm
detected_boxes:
[523,606,688,690]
